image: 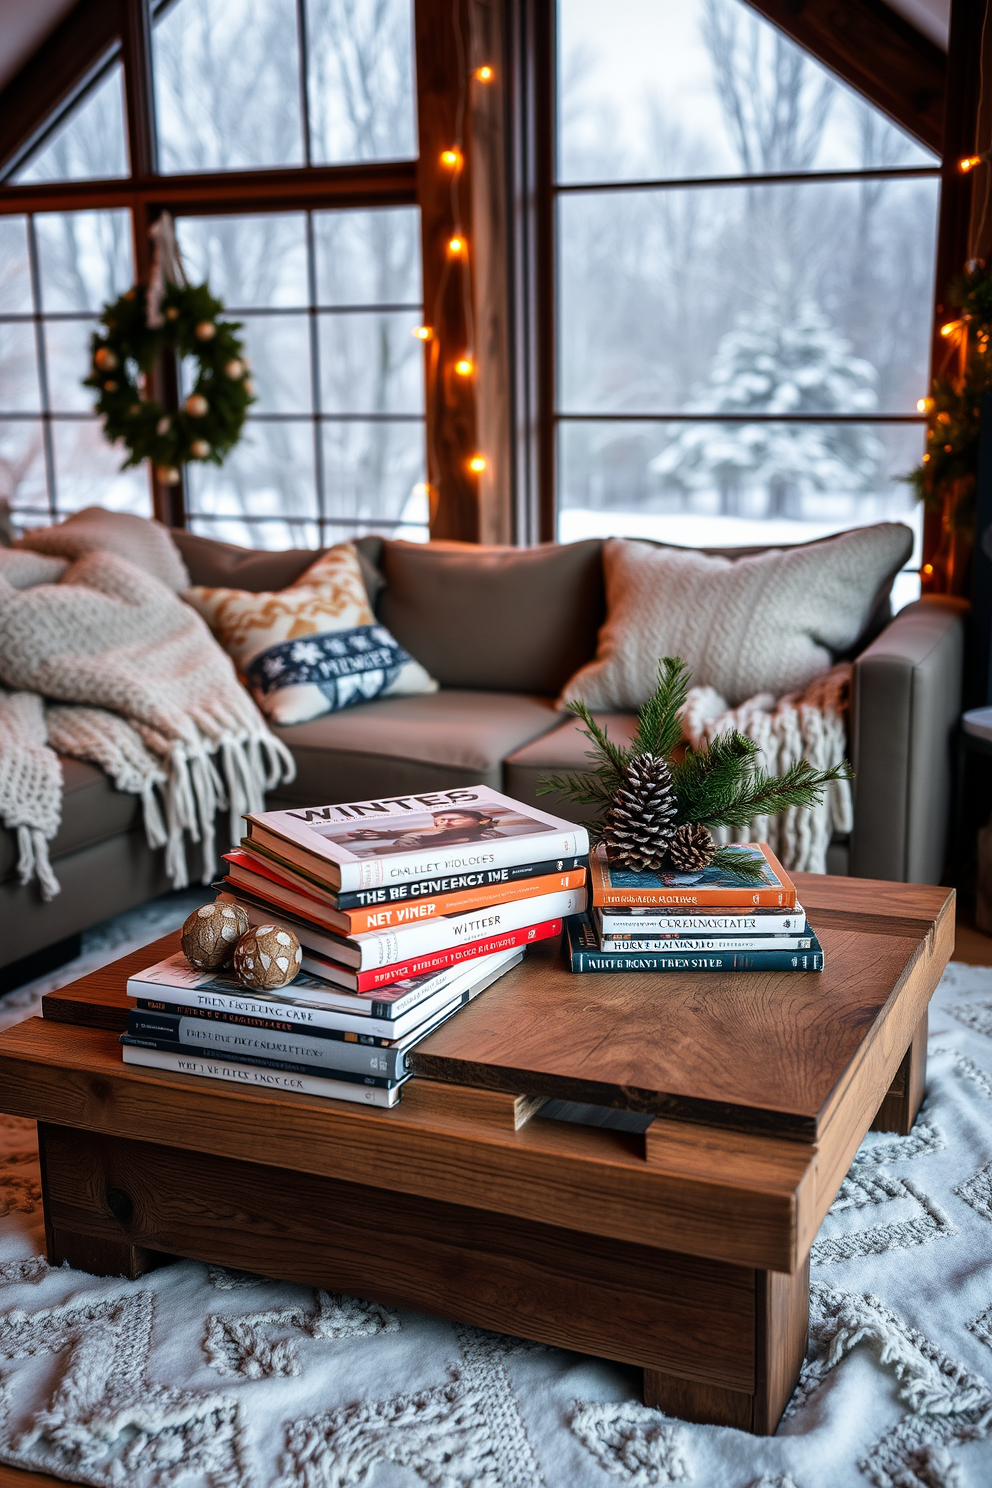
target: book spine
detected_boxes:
[597,909,806,935]
[343,868,587,934]
[352,888,585,970]
[120,1034,400,1086]
[335,855,589,908]
[128,982,420,1038]
[599,935,813,953]
[591,887,797,908]
[353,916,563,990]
[135,999,398,1047]
[569,946,824,972]
[337,828,589,893]
[120,1044,403,1105]
[128,1011,406,1077]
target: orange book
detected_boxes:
[588,842,796,909]
[224,850,587,935]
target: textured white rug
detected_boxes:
[2,911,992,1488]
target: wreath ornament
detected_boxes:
[85,214,254,486]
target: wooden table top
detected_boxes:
[38,872,954,1143]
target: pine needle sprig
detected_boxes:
[630,657,692,761]
[708,846,772,884]
[689,756,853,830]
[537,699,628,816]
[670,732,758,825]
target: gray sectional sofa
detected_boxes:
[0,528,967,980]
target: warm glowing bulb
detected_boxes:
[960,156,982,172]
[916,397,932,413]
[469,455,487,472]
[940,320,961,338]
[455,357,474,376]
[413,482,430,498]
[922,563,934,576]
[448,235,464,254]
[440,148,462,168]
[413,325,433,341]
[475,65,494,81]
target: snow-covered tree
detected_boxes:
[650,297,883,515]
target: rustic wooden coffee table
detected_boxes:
[0,873,953,1435]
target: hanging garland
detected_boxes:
[84,220,254,486]
[907,260,992,566]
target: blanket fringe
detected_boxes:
[17,824,60,901]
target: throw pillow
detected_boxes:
[185,542,437,726]
[558,522,914,711]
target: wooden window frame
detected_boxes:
[0,0,491,538]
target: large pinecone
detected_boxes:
[602,753,678,872]
[667,822,716,873]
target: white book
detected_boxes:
[245,786,589,893]
[596,904,808,937]
[121,1045,406,1106]
[129,947,523,1041]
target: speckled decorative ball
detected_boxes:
[181,901,250,970]
[232,924,302,990]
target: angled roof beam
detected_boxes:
[746,0,946,154]
[0,0,127,181]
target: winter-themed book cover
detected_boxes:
[245,787,589,892]
[589,843,796,908]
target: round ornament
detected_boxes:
[232,925,302,991]
[85,278,253,478]
[181,901,250,970]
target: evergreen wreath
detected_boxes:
[539,656,852,881]
[84,278,254,486]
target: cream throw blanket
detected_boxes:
[681,663,853,876]
[0,511,295,899]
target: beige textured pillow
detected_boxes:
[559,523,913,711]
[185,543,436,726]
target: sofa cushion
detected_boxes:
[270,690,561,804]
[560,523,914,711]
[172,530,385,607]
[503,713,638,819]
[0,756,142,884]
[185,545,436,726]
[376,539,605,694]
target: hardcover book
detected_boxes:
[566,915,823,972]
[597,904,807,936]
[130,947,524,1041]
[237,839,589,911]
[588,843,797,908]
[244,787,589,892]
[224,849,587,936]
[120,1045,406,1105]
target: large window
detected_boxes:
[554,0,940,604]
[0,0,429,543]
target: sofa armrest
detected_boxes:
[850,596,968,884]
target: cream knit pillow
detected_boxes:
[559,523,914,711]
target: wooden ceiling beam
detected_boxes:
[0,0,126,181]
[745,0,946,155]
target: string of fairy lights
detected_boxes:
[412,6,494,514]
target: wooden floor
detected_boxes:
[0,908,990,1487]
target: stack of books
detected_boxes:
[122,787,589,1104]
[565,842,823,973]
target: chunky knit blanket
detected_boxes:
[0,511,295,899]
[682,663,853,875]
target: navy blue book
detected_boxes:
[565,915,824,973]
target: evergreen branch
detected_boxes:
[693,759,853,830]
[536,770,617,808]
[632,656,692,760]
[670,732,758,824]
[565,699,631,783]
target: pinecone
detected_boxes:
[602,753,678,872]
[667,822,716,873]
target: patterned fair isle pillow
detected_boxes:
[184,543,437,726]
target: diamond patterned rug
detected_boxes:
[2,903,992,1487]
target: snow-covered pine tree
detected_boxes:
[650,296,882,516]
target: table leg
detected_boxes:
[38,1122,167,1279]
[871,1012,928,1135]
[643,1259,810,1434]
